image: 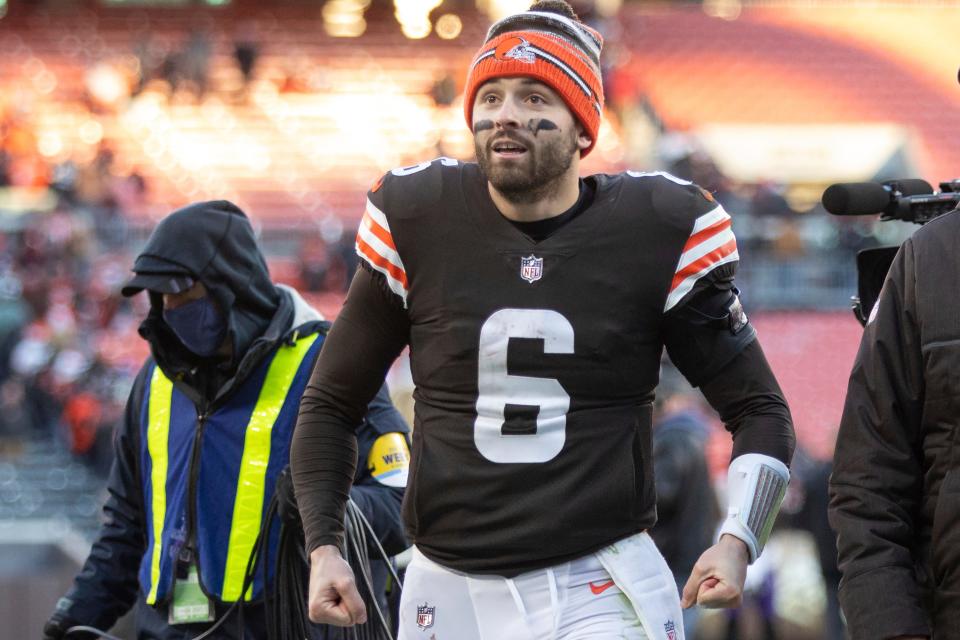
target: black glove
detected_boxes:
[42,612,71,640]
[42,597,78,640]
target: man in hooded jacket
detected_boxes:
[42,201,410,640]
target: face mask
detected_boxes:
[162,296,228,357]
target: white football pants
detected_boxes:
[397,531,684,640]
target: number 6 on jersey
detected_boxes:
[474,308,574,463]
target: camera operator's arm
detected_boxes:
[44,368,150,639]
[350,382,409,558]
[829,237,930,640]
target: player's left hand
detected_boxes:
[680,534,749,609]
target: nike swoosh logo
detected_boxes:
[589,580,616,595]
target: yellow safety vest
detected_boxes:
[138,332,321,603]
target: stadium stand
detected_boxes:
[617,5,960,180]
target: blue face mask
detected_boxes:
[162,296,228,357]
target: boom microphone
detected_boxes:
[822,179,934,216]
[825,175,959,327]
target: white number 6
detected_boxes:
[474,308,574,463]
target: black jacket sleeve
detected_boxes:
[59,367,150,629]
[291,265,410,555]
[828,237,931,639]
[653,428,698,514]
[650,417,719,575]
[349,383,409,557]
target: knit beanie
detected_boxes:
[463,0,605,156]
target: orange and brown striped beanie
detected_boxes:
[464,1,605,156]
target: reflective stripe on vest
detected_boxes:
[221,333,319,601]
[143,332,320,603]
[145,367,174,605]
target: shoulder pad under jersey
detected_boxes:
[625,171,720,228]
[621,172,740,312]
[358,158,461,306]
[623,170,720,231]
[368,157,462,221]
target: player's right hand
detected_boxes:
[307,545,367,626]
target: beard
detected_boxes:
[475,129,579,205]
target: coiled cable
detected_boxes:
[67,469,401,640]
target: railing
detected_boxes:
[738,252,859,311]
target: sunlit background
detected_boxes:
[1,0,958,637]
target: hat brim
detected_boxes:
[121,273,196,297]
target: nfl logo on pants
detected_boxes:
[417,603,435,630]
[664,619,678,640]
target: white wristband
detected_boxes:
[718,453,789,563]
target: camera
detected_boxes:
[822,178,960,325]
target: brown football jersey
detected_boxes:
[353,158,746,573]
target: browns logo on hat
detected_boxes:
[464,0,605,156]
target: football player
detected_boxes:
[291,2,795,638]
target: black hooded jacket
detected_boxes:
[55,202,409,640]
[131,200,286,405]
[649,408,719,580]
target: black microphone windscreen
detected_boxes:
[823,180,935,216]
[891,178,935,197]
[822,183,890,216]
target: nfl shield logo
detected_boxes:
[664,619,678,640]
[416,602,435,630]
[520,255,543,283]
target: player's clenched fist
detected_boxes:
[680,534,750,609]
[308,545,367,626]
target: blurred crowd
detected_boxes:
[654,132,897,264]
[0,201,143,474]
[0,95,150,471]
[0,98,356,475]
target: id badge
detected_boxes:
[168,564,215,625]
